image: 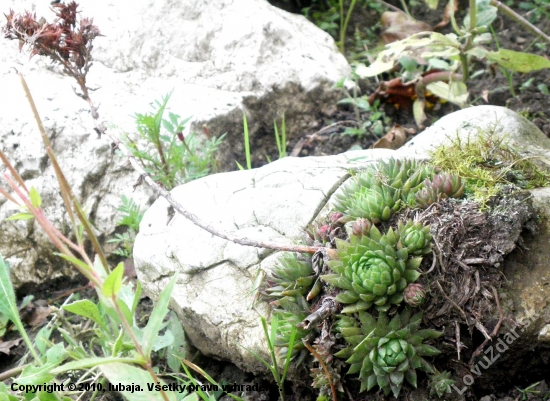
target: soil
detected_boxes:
[2,1,550,401]
[252,0,550,169]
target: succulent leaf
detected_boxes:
[334,159,435,220]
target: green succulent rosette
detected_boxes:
[335,308,442,397]
[429,371,455,398]
[262,253,315,301]
[322,226,423,313]
[272,295,315,365]
[397,219,433,256]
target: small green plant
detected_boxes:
[336,308,442,397]
[518,0,550,23]
[0,72,241,401]
[237,316,297,401]
[274,113,287,159]
[107,195,144,257]
[429,371,455,398]
[126,91,225,189]
[303,0,376,54]
[236,113,252,170]
[355,0,550,126]
[335,78,389,138]
[516,382,541,400]
[237,112,288,169]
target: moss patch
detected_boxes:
[430,127,550,208]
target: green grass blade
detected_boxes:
[243,114,251,170]
[0,254,42,363]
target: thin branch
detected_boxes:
[302,340,338,401]
[490,0,550,44]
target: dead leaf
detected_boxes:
[434,0,459,30]
[20,300,51,327]
[481,89,489,103]
[372,124,415,150]
[0,338,22,355]
[381,11,432,44]
[368,71,445,112]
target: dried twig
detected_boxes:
[469,286,504,365]
[302,340,338,401]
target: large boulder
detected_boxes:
[0,0,349,290]
[134,106,550,378]
[134,148,395,372]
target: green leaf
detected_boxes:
[5,212,34,221]
[141,274,179,358]
[415,344,442,356]
[466,46,489,59]
[34,325,54,356]
[18,344,67,385]
[424,0,438,10]
[99,362,177,401]
[55,253,92,273]
[413,99,426,128]
[0,255,19,324]
[335,291,360,304]
[29,187,42,208]
[51,357,138,375]
[167,312,187,373]
[153,330,174,352]
[102,262,124,297]
[0,383,19,401]
[487,49,550,73]
[426,81,469,107]
[464,0,497,29]
[63,300,108,331]
[321,274,352,290]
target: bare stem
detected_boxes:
[490,0,550,44]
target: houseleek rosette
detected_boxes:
[335,308,442,397]
[262,253,315,301]
[429,371,455,398]
[272,295,315,365]
[397,220,433,256]
[403,283,427,307]
[416,173,464,208]
[322,226,423,313]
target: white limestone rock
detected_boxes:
[0,0,350,288]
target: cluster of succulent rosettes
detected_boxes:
[333,159,435,222]
[335,308,442,397]
[322,222,430,313]
[416,172,465,208]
